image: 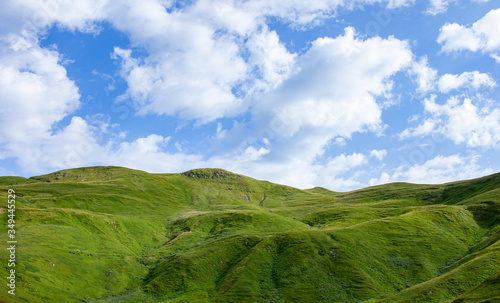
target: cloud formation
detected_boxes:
[438,71,496,93]
[402,95,500,149]
[0,35,80,172]
[0,0,498,191]
[369,154,493,185]
[437,8,500,61]
[426,0,456,15]
[215,28,413,189]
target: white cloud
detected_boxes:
[437,8,500,60]
[326,153,368,175]
[400,119,436,138]
[8,118,207,175]
[438,71,496,93]
[2,0,422,127]
[104,0,314,123]
[319,153,369,190]
[105,0,421,123]
[426,0,456,15]
[0,2,31,37]
[370,172,390,185]
[6,0,421,125]
[207,28,414,190]
[106,134,204,173]
[369,154,493,185]
[370,149,388,161]
[109,6,250,122]
[33,117,104,172]
[260,27,412,138]
[136,27,412,190]
[0,30,210,176]
[387,0,415,9]
[334,137,347,146]
[491,54,500,64]
[192,0,259,36]
[5,0,495,193]
[402,95,500,148]
[238,146,271,163]
[210,150,371,191]
[0,3,417,186]
[3,0,421,39]
[409,56,438,93]
[437,23,481,52]
[241,0,415,28]
[0,35,80,168]
[13,0,108,33]
[472,8,500,52]
[245,28,297,90]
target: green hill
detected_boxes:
[1,166,499,302]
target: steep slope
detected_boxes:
[0,167,499,302]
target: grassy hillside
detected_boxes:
[0,166,499,302]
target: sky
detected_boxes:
[0,0,499,191]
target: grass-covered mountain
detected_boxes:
[1,166,499,302]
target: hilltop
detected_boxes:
[1,166,499,302]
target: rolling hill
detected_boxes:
[1,166,499,302]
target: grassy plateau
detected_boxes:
[1,166,499,302]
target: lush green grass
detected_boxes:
[0,166,499,302]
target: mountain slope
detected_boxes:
[0,166,499,302]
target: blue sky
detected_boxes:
[0,0,499,191]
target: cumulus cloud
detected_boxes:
[12,0,107,33]
[108,2,251,122]
[6,115,207,175]
[437,23,481,52]
[106,0,419,123]
[31,117,104,172]
[239,0,416,28]
[245,27,297,90]
[209,150,371,191]
[4,19,414,190]
[259,27,412,137]
[370,149,388,161]
[437,8,500,61]
[325,153,368,176]
[426,0,456,15]
[1,0,496,191]
[409,56,438,93]
[0,35,80,171]
[438,71,496,93]
[318,153,369,190]
[401,95,500,148]
[369,154,493,185]
[106,134,205,173]
[387,0,415,9]
[104,0,305,123]
[427,96,500,148]
[50,130,209,176]
[208,28,414,190]
[400,119,436,138]
[0,0,422,127]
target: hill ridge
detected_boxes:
[0,166,499,302]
